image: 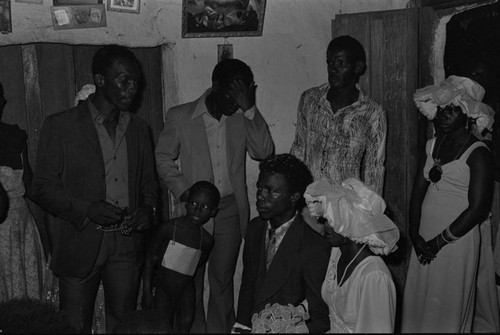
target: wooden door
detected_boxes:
[0,43,164,254]
[332,7,435,329]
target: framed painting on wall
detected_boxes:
[0,0,12,34]
[15,0,44,4]
[53,0,102,4]
[107,0,140,14]
[51,4,107,30]
[182,0,266,38]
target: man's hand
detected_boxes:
[86,201,123,226]
[125,205,154,231]
[228,79,256,112]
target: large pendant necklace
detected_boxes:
[429,132,472,183]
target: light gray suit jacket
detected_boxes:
[155,90,274,236]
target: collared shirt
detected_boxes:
[191,89,256,197]
[266,213,296,255]
[88,98,130,209]
[290,83,387,194]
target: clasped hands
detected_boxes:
[86,201,153,232]
[412,234,446,265]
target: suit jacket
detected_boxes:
[155,90,274,236]
[236,214,331,333]
[33,101,158,278]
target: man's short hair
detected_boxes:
[327,35,366,64]
[212,58,254,87]
[188,180,221,207]
[92,44,140,77]
[0,298,76,333]
[259,153,313,209]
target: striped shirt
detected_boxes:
[290,83,387,194]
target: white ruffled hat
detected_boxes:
[304,178,399,255]
[74,84,96,107]
[413,75,495,136]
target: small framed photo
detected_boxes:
[0,0,12,34]
[16,0,44,4]
[51,4,107,30]
[218,44,233,63]
[107,0,140,14]
[53,0,102,4]
[182,0,266,38]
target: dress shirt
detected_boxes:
[191,89,257,197]
[290,83,387,194]
[266,213,296,255]
[88,98,130,209]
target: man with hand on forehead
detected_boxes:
[155,58,274,333]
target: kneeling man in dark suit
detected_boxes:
[234,153,330,333]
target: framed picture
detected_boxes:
[16,0,44,4]
[51,4,107,30]
[0,0,12,34]
[218,44,233,62]
[182,0,266,38]
[53,0,102,5]
[107,0,140,14]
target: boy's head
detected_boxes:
[185,181,221,225]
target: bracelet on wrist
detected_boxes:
[445,226,460,241]
[440,231,453,244]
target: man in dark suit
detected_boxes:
[33,45,158,333]
[234,153,330,333]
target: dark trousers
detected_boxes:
[190,195,241,333]
[58,231,140,333]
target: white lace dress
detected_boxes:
[0,165,45,301]
[321,247,396,333]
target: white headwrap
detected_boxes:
[304,178,399,255]
[74,84,96,107]
[413,75,495,137]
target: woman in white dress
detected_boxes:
[304,177,399,333]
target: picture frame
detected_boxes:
[182,0,266,38]
[218,44,233,62]
[107,0,140,14]
[51,4,107,30]
[0,0,12,34]
[53,0,102,5]
[15,0,44,4]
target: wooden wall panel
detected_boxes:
[37,44,76,118]
[332,9,421,330]
[0,46,27,132]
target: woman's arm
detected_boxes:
[409,146,432,261]
[21,138,34,201]
[0,182,8,223]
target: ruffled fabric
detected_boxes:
[74,84,96,106]
[413,75,495,134]
[304,178,399,255]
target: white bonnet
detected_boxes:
[304,178,399,255]
[413,75,494,136]
[74,84,96,107]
